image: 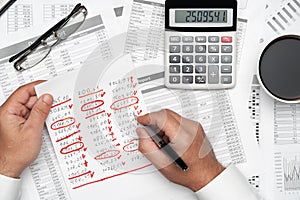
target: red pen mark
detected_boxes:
[133,90,137,95]
[107,113,112,117]
[84,160,88,167]
[82,154,86,159]
[117,155,121,159]
[51,99,71,108]
[122,161,126,166]
[90,172,95,178]
[130,76,133,83]
[72,164,152,189]
[81,100,104,112]
[110,96,139,111]
[115,143,120,147]
[84,148,87,152]
[137,110,143,115]
[51,117,76,130]
[133,83,137,88]
[85,110,105,119]
[109,132,114,136]
[100,92,106,97]
[78,135,83,141]
[134,105,139,110]
[123,140,139,152]
[55,130,80,143]
[94,150,120,160]
[112,138,117,142]
[107,119,111,124]
[68,170,92,180]
[79,89,103,99]
[76,123,81,129]
[60,142,84,154]
[108,126,112,132]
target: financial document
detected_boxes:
[0,13,115,200]
[0,0,273,199]
[35,55,198,200]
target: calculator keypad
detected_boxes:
[166,32,236,89]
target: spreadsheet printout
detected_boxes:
[0,15,114,200]
[35,55,198,200]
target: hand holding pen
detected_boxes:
[136,109,225,192]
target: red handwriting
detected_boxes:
[85,110,105,119]
[110,96,139,111]
[60,142,85,154]
[94,150,120,160]
[51,117,76,130]
[79,89,103,98]
[81,100,104,112]
[72,164,152,189]
[51,98,72,108]
[68,170,94,180]
[123,140,139,152]
[56,130,80,143]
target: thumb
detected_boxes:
[25,94,53,132]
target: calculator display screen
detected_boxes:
[169,9,233,28]
[175,10,227,23]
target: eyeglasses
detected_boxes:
[9,3,88,71]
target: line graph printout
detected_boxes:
[36,55,198,200]
[260,93,300,200]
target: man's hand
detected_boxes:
[0,81,53,178]
[136,109,224,192]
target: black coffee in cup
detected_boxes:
[258,35,300,103]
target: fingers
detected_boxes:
[24,94,53,133]
[6,80,45,106]
[137,109,181,141]
[136,127,175,170]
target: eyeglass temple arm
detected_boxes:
[9,3,82,63]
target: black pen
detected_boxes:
[143,125,189,171]
[0,0,17,16]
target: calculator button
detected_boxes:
[221,45,233,53]
[195,55,206,63]
[170,55,180,63]
[182,45,194,53]
[195,76,206,84]
[182,65,193,73]
[169,45,181,53]
[208,45,219,53]
[195,65,206,73]
[182,55,193,63]
[182,76,193,84]
[221,55,232,64]
[195,36,206,43]
[195,45,206,53]
[169,36,181,43]
[169,65,180,73]
[208,55,219,64]
[208,36,219,43]
[208,65,219,84]
[169,76,180,84]
[221,36,232,43]
[221,65,232,73]
[221,76,232,84]
[182,36,194,43]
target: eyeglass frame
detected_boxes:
[9,3,88,71]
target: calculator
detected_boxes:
[165,0,238,90]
